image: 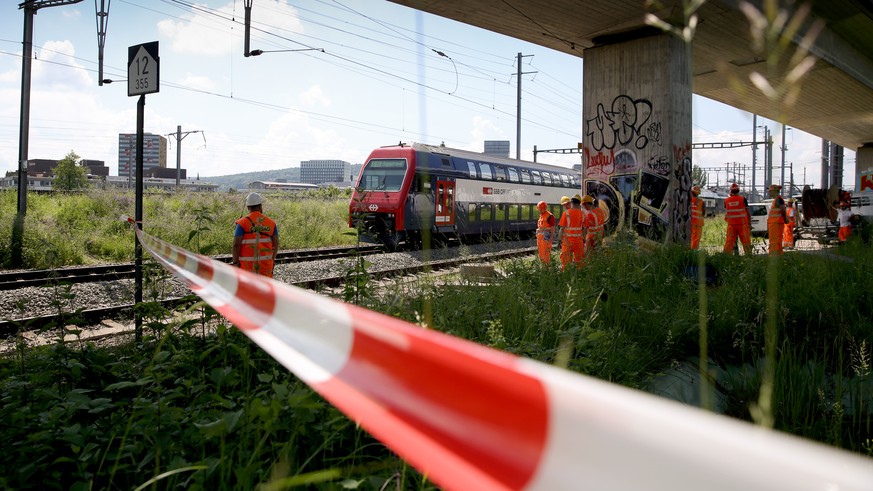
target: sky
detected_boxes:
[0,0,856,191]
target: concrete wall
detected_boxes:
[582,33,692,245]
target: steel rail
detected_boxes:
[0,245,384,290]
[0,247,536,338]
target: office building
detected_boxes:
[300,159,352,184]
[118,133,168,177]
[484,140,511,158]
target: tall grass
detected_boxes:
[0,189,357,269]
[365,239,873,453]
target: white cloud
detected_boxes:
[158,1,304,57]
[32,40,92,89]
[178,73,216,91]
[299,85,330,107]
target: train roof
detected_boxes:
[381,142,580,174]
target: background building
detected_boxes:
[118,133,168,177]
[484,140,511,158]
[300,159,351,184]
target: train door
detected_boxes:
[435,180,455,226]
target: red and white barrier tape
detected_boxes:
[127,218,873,491]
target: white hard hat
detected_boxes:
[245,192,263,207]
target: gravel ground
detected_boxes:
[0,239,538,321]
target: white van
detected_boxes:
[748,202,769,237]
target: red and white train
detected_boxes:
[349,142,583,249]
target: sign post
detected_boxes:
[128,42,159,341]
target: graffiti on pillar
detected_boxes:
[582,93,689,241]
[671,143,693,244]
[585,95,653,151]
[584,149,639,235]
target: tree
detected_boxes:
[691,165,708,188]
[53,150,89,190]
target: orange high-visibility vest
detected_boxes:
[768,197,786,226]
[691,196,704,226]
[786,205,796,225]
[235,211,276,276]
[724,195,748,225]
[537,211,555,241]
[560,208,584,238]
[585,208,605,240]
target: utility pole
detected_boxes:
[780,124,791,197]
[167,126,204,188]
[515,52,536,160]
[95,0,110,85]
[752,115,757,201]
[15,0,84,268]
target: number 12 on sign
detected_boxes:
[128,42,159,97]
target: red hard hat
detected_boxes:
[536,201,547,211]
[730,183,739,192]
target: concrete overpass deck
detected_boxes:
[389,0,873,151]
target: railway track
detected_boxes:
[0,245,537,339]
[0,245,383,290]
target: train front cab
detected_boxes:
[349,148,413,249]
[350,146,459,249]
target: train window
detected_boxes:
[494,165,507,181]
[480,203,494,221]
[521,204,532,220]
[541,172,552,186]
[359,158,407,192]
[441,158,451,168]
[560,174,571,187]
[495,204,508,221]
[551,204,562,217]
[468,203,477,222]
[507,167,520,183]
[467,161,478,178]
[520,169,531,184]
[531,170,542,184]
[508,204,521,220]
[479,163,493,180]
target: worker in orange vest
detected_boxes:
[690,185,705,249]
[723,183,752,255]
[767,184,787,255]
[782,197,797,249]
[557,195,584,270]
[232,192,279,277]
[581,195,604,255]
[535,201,556,265]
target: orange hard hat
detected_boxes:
[691,185,701,195]
[536,201,547,211]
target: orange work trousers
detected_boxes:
[839,226,852,242]
[560,238,584,270]
[690,224,702,249]
[768,222,784,255]
[782,224,795,248]
[723,223,751,255]
[536,236,552,265]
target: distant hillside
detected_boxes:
[202,167,301,191]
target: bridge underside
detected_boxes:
[389,0,873,150]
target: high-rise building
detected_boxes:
[300,159,352,184]
[484,140,511,158]
[118,133,168,177]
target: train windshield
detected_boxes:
[359,159,407,191]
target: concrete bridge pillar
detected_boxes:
[582,32,692,246]
[856,144,873,193]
